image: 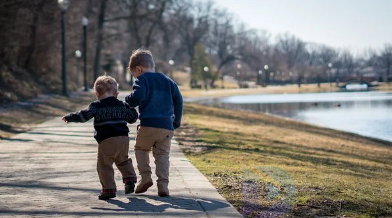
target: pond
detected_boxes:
[198,91,392,142]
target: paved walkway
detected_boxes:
[0,96,242,217]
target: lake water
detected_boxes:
[199,91,392,142]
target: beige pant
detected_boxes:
[134,126,174,186]
[97,136,137,191]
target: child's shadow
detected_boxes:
[92,195,230,213]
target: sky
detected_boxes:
[211,0,392,54]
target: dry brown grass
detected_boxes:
[177,103,392,218]
[180,83,339,98]
[0,92,96,139]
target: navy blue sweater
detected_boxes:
[125,72,183,130]
[64,97,138,142]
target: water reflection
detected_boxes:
[199,92,392,142]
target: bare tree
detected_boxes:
[276,33,306,87]
[311,44,337,86]
[206,8,238,88]
[93,0,108,81]
[239,29,271,85]
[341,49,355,80]
[172,0,214,87]
[380,44,392,83]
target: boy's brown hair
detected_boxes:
[128,48,155,70]
[94,75,119,96]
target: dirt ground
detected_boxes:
[0,91,96,139]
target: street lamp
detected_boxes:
[58,0,69,96]
[82,17,89,91]
[75,50,82,88]
[264,65,269,85]
[169,60,175,78]
[328,63,333,87]
[203,67,209,90]
[236,64,242,86]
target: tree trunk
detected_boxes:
[24,1,45,69]
[385,64,391,83]
[93,0,107,82]
[298,75,302,88]
[317,73,321,87]
[335,68,340,87]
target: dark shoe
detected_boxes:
[98,193,116,200]
[158,183,169,197]
[135,178,153,194]
[125,181,135,194]
[158,192,170,197]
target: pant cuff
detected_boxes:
[101,188,116,194]
[123,177,137,184]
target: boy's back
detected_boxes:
[125,72,182,131]
[65,96,138,142]
[125,48,183,197]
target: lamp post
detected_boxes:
[75,50,82,88]
[236,64,242,86]
[82,17,89,91]
[169,60,174,78]
[264,65,269,85]
[58,0,69,96]
[328,63,333,87]
[203,66,209,90]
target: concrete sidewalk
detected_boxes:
[0,101,242,217]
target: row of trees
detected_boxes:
[1,0,391,102]
[99,0,392,88]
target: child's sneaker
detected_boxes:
[98,192,116,200]
[125,181,135,194]
[135,178,153,194]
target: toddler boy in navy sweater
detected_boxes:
[126,49,183,197]
[62,75,138,200]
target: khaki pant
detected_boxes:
[134,126,173,186]
[97,136,137,191]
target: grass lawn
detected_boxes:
[176,103,392,218]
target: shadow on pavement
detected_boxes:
[0,181,97,193]
[91,195,231,213]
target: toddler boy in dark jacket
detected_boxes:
[62,75,138,200]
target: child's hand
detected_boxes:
[62,116,68,124]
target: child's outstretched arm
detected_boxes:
[62,104,96,123]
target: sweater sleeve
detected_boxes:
[124,102,139,124]
[64,103,96,123]
[125,77,147,107]
[172,83,183,129]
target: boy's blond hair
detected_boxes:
[94,75,119,96]
[129,48,155,70]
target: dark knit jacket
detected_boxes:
[125,72,183,131]
[64,96,138,143]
